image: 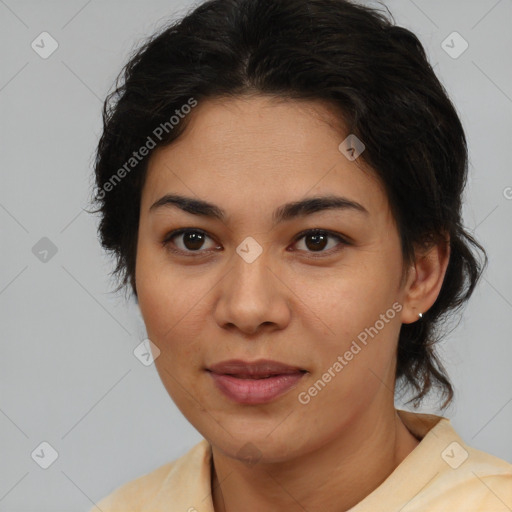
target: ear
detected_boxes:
[400,234,451,324]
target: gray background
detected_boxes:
[1,0,511,510]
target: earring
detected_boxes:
[418,312,423,319]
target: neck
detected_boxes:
[211,406,420,512]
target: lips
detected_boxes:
[207,358,306,377]
[206,359,307,404]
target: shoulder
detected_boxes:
[89,439,211,512]
[438,442,512,504]
[421,448,512,512]
[358,411,512,512]
[408,414,512,511]
[91,461,175,512]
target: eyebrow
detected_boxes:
[149,193,369,226]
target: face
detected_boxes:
[135,95,411,462]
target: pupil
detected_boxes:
[184,232,204,250]
[305,233,327,251]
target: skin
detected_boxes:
[135,95,450,512]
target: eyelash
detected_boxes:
[161,228,350,259]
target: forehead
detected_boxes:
[142,95,388,217]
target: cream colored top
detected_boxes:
[91,410,512,511]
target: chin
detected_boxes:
[206,425,309,465]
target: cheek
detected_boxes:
[135,243,195,345]
[301,257,400,339]
[135,250,209,409]
[135,249,227,384]
[298,255,402,393]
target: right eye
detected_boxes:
[161,228,221,256]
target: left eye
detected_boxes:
[291,229,347,254]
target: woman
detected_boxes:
[89,0,512,510]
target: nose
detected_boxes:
[213,250,292,336]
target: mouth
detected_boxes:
[206,359,307,404]
[217,373,302,379]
